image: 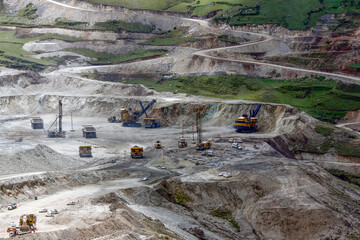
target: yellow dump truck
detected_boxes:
[131,146,144,158]
[79,145,92,157]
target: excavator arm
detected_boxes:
[138,99,156,118]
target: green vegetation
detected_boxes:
[16,3,38,20]
[326,169,360,190]
[65,48,167,65]
[79,0,360,30]
[140,36,197,46]
[315,122,335,136]
[348,63,360,71]
[53,18,88,29]
[210,209,240,232]
[173,189,191,205]
[93,20,155,33]
[0,30,86,71]
[88,74,360,123]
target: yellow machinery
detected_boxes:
[178,138,187,148]
[108,116,121,123]
[8,214,37,237]
[131,146,144,158]
[79,145,92,157]
[120,99,158,127]
[194,106,212,150]
[155,141,162,149]
[234,104,261,133]
[144,118,160,128]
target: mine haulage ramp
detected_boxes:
[0,0,358,239]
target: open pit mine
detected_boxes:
[0,0,358,240]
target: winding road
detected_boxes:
[36,0,360,84]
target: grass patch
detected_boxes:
[140,36,197,46]
[315,122,335,136]
[326,169,360,189]
[173,189,191,206]
[88,74,360,123]
[53,18,88,29]
[81,0,359,30]
[16,3,38,20]
[93,20,155,33]
[64,48,167,64]
[0,30,88,71]
[210,209,240,232]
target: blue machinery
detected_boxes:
[234,104,261,133]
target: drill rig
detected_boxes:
[195,106,211,150]
[47,100,65,138]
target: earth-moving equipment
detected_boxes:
[234,104,261,133]
[121,99,157,127]
[79,145,92,157]
[30,117,44,129]
[140,101,160,128]
[47,100,65,138]
[178,120,187,148]
[8,214,37,237]
[195,106,211,150]
[131,146,144,158]
[155,140,162,149]
[108,116,121,123]
[82,125,96,138]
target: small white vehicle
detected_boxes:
[50,209,59,214]
[209,138,214,141]
[45,212,53,217]
[236,138,242,143]
[39,208,48,213]
[237,145,243,150]
[143,177,149,181]
[229,138,234,143]
[7,203,17,210]
[223,172,232,178]
[66,201,75,205]
[232,143,238,148]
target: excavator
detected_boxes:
[121,99,159,127]
[234,104,261,133]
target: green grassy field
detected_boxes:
[83,74,360,123]
[0,30,85,71]
[63,48,167,65]
[79,0,360,30]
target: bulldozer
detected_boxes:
[155,140,162,149]
[121,99,159,127]
[131,146,144,158]
[79,145,92,157]
[8,214,37,237]
[234,104,261,133]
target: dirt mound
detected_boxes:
[0,144,85,174]
[147,159,360,240]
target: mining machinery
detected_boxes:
[30,117,44,129]
[131,146,144,158]
[195,106,211,150]
[82,125,96,138]
[47,100,65,138]
[121,99,158,127]
[155,140,162,149]
[7,214,37,237]
[79,145,92,157]
[234,104,261,133]
[140,101,160,128]
[178,120,187,148]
